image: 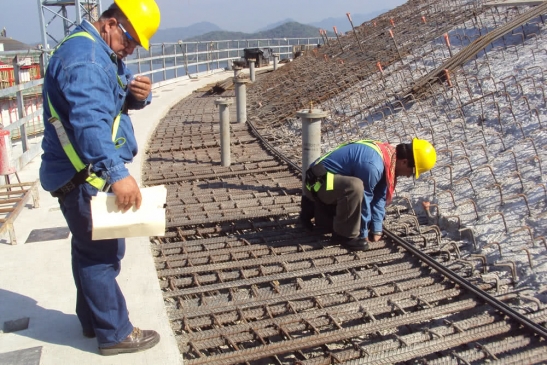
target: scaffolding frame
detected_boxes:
[37,0,103,51]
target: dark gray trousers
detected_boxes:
[304,174,364,239]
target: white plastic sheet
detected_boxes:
[91,185,167,240]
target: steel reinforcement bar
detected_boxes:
[383,228,547,339]
[405,1,547,97]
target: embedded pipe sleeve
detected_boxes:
[297,108,328,191]
[215,98,233,167]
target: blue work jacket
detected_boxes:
[318,143,387,238]
[40,20,150,192]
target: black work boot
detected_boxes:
[331,232,369,251]
[299,195,315,231]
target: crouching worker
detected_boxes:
[300,138,436,251]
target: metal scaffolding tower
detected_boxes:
[37,0,103,51]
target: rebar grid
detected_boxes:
[157,206,547,365]
[143,0,547,363]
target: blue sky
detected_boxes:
[1,0,406,44]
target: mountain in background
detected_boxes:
[309,10,387,33]
[184,22,333,42]
[255,18,296,32]
[153,21,221,43]
[152,10,385,44]
[13,9,388,47]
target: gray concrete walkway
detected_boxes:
[0,68,242,365]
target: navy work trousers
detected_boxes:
[59,183,133,347]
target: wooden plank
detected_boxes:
[0,189,29,196]
[0,180,39,245]
[0,182,37,189]
[0,197,23,204]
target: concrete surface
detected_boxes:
[0,68,244,365]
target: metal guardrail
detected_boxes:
[0,79,44,99]
[0,37,323,172]
[128,38,322,82]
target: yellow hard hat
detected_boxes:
[115,0,160,51]
[412,138,436,178]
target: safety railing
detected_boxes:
[128,38,322,84]
[0,37,323,172]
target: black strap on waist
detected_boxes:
[306,163,328,194]
[50,168,90,198]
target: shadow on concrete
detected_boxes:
[0,238,14,246]
[0,289,98,354]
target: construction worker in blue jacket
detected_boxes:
[301,138,436,251]
[39,0,161,356]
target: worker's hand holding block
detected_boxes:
[91,185,167,240]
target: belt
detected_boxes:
[50,168,92,198]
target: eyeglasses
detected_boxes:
[118,23,140,47]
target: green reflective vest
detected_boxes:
[306,140,382,192]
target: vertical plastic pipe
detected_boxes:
[297,108,328,191]
[234,79,249,124]
[233,65,242,79]
[215,98,233,167]
[248,58,256,82]
[273,54,279,71]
